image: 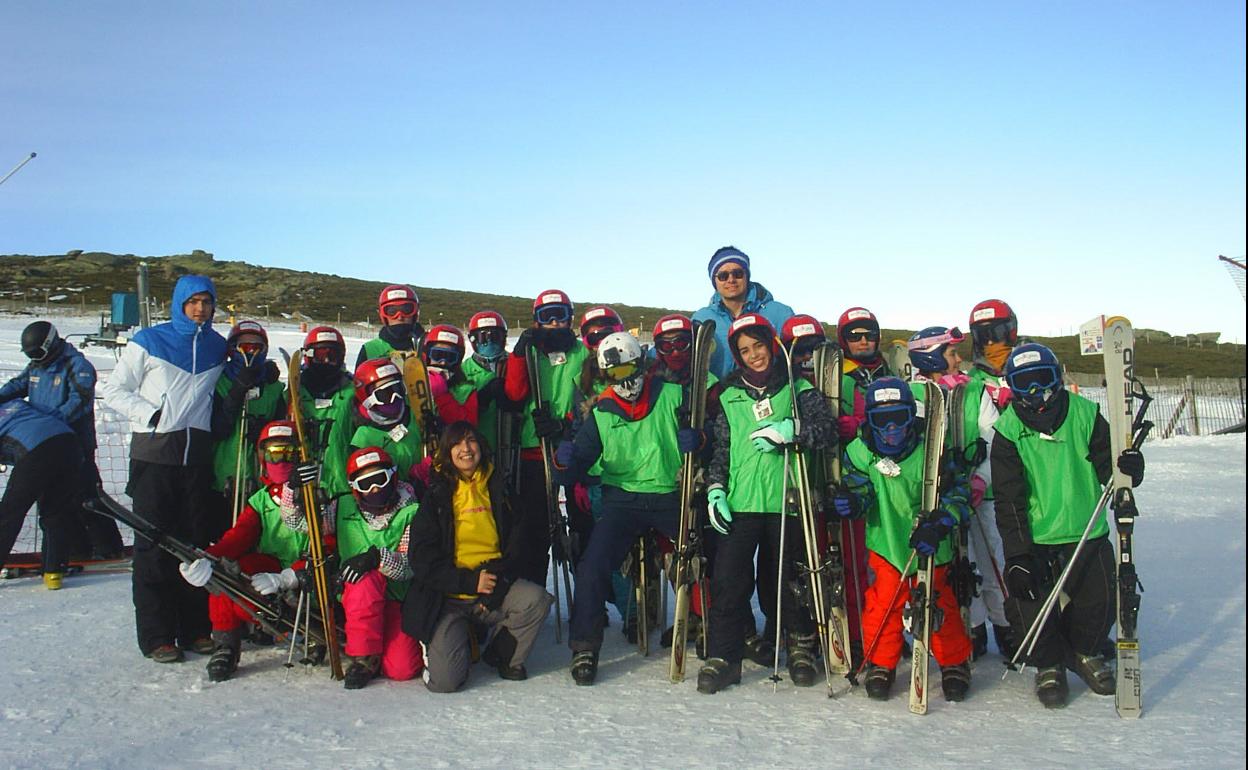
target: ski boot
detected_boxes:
[1034,666,1069,709]
[147,644,185,664]
[743,633,776,667]
[187,637,216,655]
[786,633,819,688]
[940,660,972,702]
[42,571,64,591]
[993,624,1017,659]
[482,629,527,681]
[970,624,988,661]
[1068,652,1115,695]
[344,654,381,690]
[696,658,741,695]
[206,630,241,683]
[570,650,599,686]
[863,664,896,701]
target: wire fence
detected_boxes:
[1067,373,1246,439]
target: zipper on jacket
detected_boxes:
[185,324,200,466]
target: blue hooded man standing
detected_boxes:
[101,275,227,663]
[692,246,796,379]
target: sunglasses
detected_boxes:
[535,305,572,325]
[603,361,641,382]
[655,336,692,355]
[349,467,395,495]
[305,345,343,365]
[584,326,618,348]
[427,345,462,367]
[845,331,880,343]
[380,301,418,319]
[262,444,298,463]
[470,328,505,345]
[715,269,746,282]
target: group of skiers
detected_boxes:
[0,245,1146,709]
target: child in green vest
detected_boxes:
[355,284,426,368]
[698,313,836,694]
[335,446,424,690]
[346,358,424,487]
[992,343,1145,708]
[289,326,356,503]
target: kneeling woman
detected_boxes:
[402,421,553,692]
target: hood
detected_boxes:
[171,274,218,335]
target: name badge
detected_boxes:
[547,351,567,366]
[388,424,408,442]
[874,457,902,477]
[245,387,260,401]
[314,398,333,410]
[752,397,774,422]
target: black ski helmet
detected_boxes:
[21,321,63,363]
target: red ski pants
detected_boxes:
[209,553,281,632]
[862,551,972,669]
[342,570,423,680]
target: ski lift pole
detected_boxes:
[0,152,35,187]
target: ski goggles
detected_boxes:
[583,324,621,348]
[971,319,1016,346]
[602,360,641,382]
[1007,365,1061,395]
[908,327,965,352]
[469,328,506,346]
[534,304,573,325]
[22,339,54,362]
[655,335,692,356]
[349,467,395,495]
[791,337,824,358]
[867,405,915,431]
[233,340,266,358]
[844,329,880,343]
[715,268,746,282]
[261,443,298,463]
[380,301,418,319]
[426,345,462,368]
[363,381,406,410]
[305,344,344,365]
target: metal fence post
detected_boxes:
[1186,375,1201,435]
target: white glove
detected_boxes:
[178,557,214,587]
[250,568,300,596]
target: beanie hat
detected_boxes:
[708,246,751,285]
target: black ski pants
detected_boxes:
[1006,535,1116,669]
[127,459,217,655]
[0,434,81,571]
[707,514,814,666]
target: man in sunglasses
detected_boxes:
[991,344,1145,708]
[356,284,426,368]
[210,320,286,528]
[101,275,227,663]
[502,289,593,588]
[1,320,124,562]
[692,246,795,380]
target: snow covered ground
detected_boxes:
[2,313,1246,768]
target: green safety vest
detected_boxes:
[298,381,356,501]
[520,342,591,449]
[361,337,396,361]
[350,410,424,480]
[249,486,311,570]
[591,381,684,494]
[845,437,952,574]
[964,368,1000,499]
[211,375,285,494]
[460,357,499,450]
[993,393,1106,546]
[336,495,420,601]
[719,379,812,515]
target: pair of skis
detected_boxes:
[391,349,439,459]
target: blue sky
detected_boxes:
[3,2,1244,340]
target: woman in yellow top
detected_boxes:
[401,421,553,692]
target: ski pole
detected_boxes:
[844,518,867,661]
[285,589,306,668]
[771,447,791,691]
[854,549,919,681]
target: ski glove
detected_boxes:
[290,461,319,488]
[1004,554,1045,602]
[179,557,213,588]
[909,510,956,556]
[749,418,795,453]
[339,546,380,584]
[512,328,539,358]
[707,486,733,535]
[532,406,564,441]
[1116,449,1145,487]
[554,439,575,469]
[830,491,861,520]
[677,427,703,454]
[251,568,299,596]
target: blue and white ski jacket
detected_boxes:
[0,399,73,464]
[692,282,795,379]
[0,344,98,449]
[100,274,226,466]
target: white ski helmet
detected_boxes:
[596,331,646,401]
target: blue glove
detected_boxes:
[909,510,956,556]
[707,486,733,535]
[554,440,575,469]
[677,427,703,454]
[749,418,795,453]
[831,492,860,520]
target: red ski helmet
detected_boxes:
[346,445,395,479]
[532,289,574,325]
[346,446,397,498]
[227,319,268,348]
[968,299,1018,349]
[353,357,403,401]
[423,324,467,368]
[836,307,879,349]
[652,314,693,340]
[302,325,346,366]
[781,314,826,347]
[255,420,298,467]
[727,313,779,367]
[467,310,508,335]
[378,285,420,321]
[579,306,625,350]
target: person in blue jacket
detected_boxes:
[100,275,227,664]
[691,246,796,380]
[1,321,124,558]
[0,400,82,589]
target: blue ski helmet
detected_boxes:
[908,326,965,374]
[864,376,918,456]
[1004,343,1062,409]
